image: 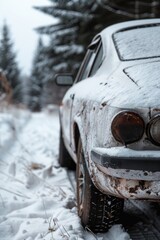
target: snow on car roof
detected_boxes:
[113,24,160,60]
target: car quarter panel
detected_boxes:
[60,19,160,200]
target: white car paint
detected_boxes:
[60,19,160,200]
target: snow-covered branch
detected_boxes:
[96,0,160,18]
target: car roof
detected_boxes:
[96,19,160,61]
[100,18,160,38]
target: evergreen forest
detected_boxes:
[0,0,160,110]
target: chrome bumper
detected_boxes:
[91,147,160,172]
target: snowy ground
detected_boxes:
[0,107,159,240]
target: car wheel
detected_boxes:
[76,139,124,233]
[58,128,75,170]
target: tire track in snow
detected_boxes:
[122,200,160,240]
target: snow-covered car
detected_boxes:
[56,19,160,232]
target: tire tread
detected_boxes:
[87,183,124,232]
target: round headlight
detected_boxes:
[147,115,160,146]
[111,111,145,144]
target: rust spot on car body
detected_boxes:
[91,166,159,200]
[153,108,160,112]
[101,102,107,107]
[125,179,150,195]
[129,186,139,193]
[104,174,152,198]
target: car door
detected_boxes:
[70,36,104,152]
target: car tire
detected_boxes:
[58,128,76,170]
[76,139,124,233]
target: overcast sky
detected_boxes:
[0,0,55,75]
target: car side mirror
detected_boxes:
[55,74,74,86]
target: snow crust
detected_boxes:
[0,108,131,240]
[0,111,83,240]
[0,109,30,149]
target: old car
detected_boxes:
[56,19,160,232]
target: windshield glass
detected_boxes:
[113,25,160,61]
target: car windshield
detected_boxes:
[113,25,160,61]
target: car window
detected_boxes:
[89,44,103,77]
[75,37,102,82]
[79,49,96,80]
[113,24,160,61]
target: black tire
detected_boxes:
[76,139,124,233]
[58,128,76,170]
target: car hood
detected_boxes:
[101,60,160,109]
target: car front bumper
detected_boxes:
[89,147,160,200]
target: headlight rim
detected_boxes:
[111,110,145,145]
[146,114,160,146]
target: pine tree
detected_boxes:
[33,0,160,105]
[0,22,21,102]
[34,0,95,75]
[35,0,160,70]
[32,1,115,105]
[30,38,45,111]
[33,0,129,78]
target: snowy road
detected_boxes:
[0,111,83,240]
[0,110,160,240]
